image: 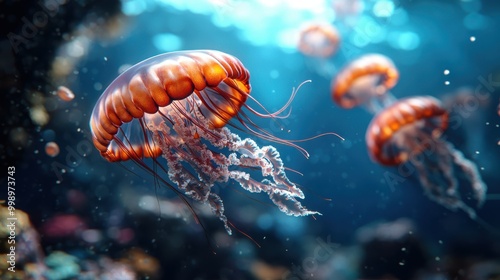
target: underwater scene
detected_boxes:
[2,0,500,279]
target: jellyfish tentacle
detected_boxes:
[447,143,487,207]
[148,93,316,233]
[412,141,478,219]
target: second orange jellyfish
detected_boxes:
[332,53,399,113]
[366,96,487,218]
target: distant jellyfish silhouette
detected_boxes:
[331,0,363,24]
[57,86,75,101]
[332,54,399,113]
[45,142,60,157]
[366,96,487,218]
[90,50,326,234]
[298,23,340,58]
[298,22,341,78]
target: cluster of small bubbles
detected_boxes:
[442,70,450,85]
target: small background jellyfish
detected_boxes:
[297,22,341,78]
[331,0,364,26]
[365,96,487,219]
[90,49,321,235]
[331,53,399,113]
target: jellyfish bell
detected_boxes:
[366,96,487,219]
[90,50,330,235]
[298,22,340,58]
[331,0,363,24]
[332,53,399,113]
[45,141,60,157]
[366,96,449,166]
[297,22,341,78]
[57,85,75,101]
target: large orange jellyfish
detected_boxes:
[332,54,399,113]
[90,50,320,234]
[366,96,487,218]
[298,23,340,58]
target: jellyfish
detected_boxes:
[45,141,60,157]
[365,96,487,218]
[331,0,363,25]
[57,86,75,101]
[90,50,322,234]
[331,53,399,113]
[298,23,340,58]
[297,22,341,78]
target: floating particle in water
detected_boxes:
[30,106,50,126]
[57,86,75,101]
[45,142,60,157]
